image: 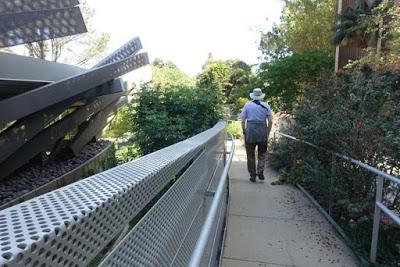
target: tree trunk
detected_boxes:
[38,41,45,59]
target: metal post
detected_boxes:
[370,175,384,263]
[223,124,227,166]
[329,154,336,216]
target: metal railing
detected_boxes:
[273,132,400,264]
[0,122,232,267]
[188,136,235,267]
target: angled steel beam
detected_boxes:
[0,92,123,180]
[93,37,142,67]
[0,52,86,81]
[69,96,128,155]
[0,79,49,99]
[0,0,80,14]
[0,7,87,47]
[0,79,124,164]
[0,52,149,125]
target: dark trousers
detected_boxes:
[245,142,268,178]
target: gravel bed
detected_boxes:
[0,140,111,206]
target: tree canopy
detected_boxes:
[197,57,253,103]
[151,58,194,88]
[260,0,337,60]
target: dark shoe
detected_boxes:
[258,173,265,180]
[250,176,256,183]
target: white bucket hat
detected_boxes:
[249,88,265,101]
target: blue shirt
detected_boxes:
[240,101,272,122]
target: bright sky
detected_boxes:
[86,0,283,78]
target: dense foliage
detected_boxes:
[197,60,233,101]
[332,0,398,48]
[270,68,400,265]
[107,59,222,159]
[110,83,222,156]
[340,0,400,72]
[260,0,336,59]
[259,50,334,111]
[226,121,242,139]
[333,0,380,47]
[257,0,338,111]
[196,56,262,116]
[152,58,194,88]
[197,57,254,102]
[132,84,222,155]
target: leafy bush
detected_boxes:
[114,141,139,165]
[270,67,400,266]
[259,50,334,112]
[117,83,222,156]
[231,97,249,115]
[226,121,242,139]
[107,58,223,162]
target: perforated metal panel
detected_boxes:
[0,122,226,267]
[93,37,142,68]
[0,7,87,48]
[0,0,80,14]
[100,130,226,267]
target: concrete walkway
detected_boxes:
[221,140,359,267]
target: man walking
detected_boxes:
[240,88,273,182]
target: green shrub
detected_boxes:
[226,121,242,139]
[259,50,334,112]
[112,83,222,156]
[270,67,400,266]
[134,84,222,155]
[115,141,139,165]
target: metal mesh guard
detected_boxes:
[100,129,225,267]
[0,122,226,267]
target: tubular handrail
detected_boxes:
[275,132,400,184]
[188,135,235,267]
[274,131,400,263]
